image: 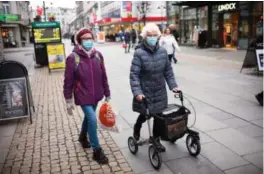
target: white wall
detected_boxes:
[132,1,166,18]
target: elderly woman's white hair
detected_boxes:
[140,23,161,38]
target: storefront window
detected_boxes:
[252,2,263,37]
[198,6,208,30]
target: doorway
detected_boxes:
[223,12,239,48]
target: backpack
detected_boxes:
[71,52,102,73]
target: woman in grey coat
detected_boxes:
[130,23,180,152]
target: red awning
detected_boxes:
[96,16,167,25]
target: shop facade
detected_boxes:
[173,1,263,50]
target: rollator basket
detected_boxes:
[155,104,190,141]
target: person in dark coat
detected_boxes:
[71,34,76,46]
[124,28,131,53]
[130,23,180,152]
[64,28,111,164]
[131,28,137,48]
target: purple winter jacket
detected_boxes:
[63,46,110,105]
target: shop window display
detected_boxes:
[252,2,263,37]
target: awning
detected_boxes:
[172,1,233,7]
[96,16,168,26]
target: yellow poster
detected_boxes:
[46,43,66,69]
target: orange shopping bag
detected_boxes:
[98,102,121,133]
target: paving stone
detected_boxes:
[194,114,228,132]
[250,120,263,128]
[236,125,263,138]
[243,152,263,170]
[207,111,235,121]
[166,156,225,174]
[201,142,249,170]
[207,128,263,156]
[224,164,262,174]
[221,118,252,128]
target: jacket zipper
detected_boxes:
[89,58,95,103]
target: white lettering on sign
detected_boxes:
[218,3,236,12]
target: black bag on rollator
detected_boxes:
[155,104,190,142]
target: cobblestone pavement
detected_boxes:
[1,68,133,174]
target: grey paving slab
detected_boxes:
[120,147,170,174]
[221,118,252,128]
[0,163,3,174]
[166,156,225,174]
[0,149,9,163]
[201,142,249,170]
[159,140,190,162]
[194,114,228,132]
[0,120,18,137]
[224,164,263,174]
[254,136,263,143]
[140,163,173,174]
[250,119,263,128]
[236,125,263,138]
[207,128,263,156]
[0,136,13,149]
[207,111,235,121]
[225,105,263,121]
[110,128,132,149]
[243,152,263,170]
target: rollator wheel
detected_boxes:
[128,137,138,155]
[186,134,201,157]
[148,145,162,170]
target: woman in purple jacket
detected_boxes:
[63,28,110,164]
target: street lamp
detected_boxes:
[158,5,166,31]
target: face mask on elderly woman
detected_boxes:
[146,36,158,46]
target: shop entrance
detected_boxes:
[223,12,239,48]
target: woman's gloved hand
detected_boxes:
[105,96,111,103]
[66,99,74,115]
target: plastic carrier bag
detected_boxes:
[98,102,122,133]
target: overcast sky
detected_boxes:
[30,0,76,9]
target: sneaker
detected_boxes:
[93,147,109,164]
[133,124,140,141]
[78,131,91,148]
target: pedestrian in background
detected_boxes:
[169,24,180,42]
[63,28,111,164]
[124,28,131,53]
[131,27,137,48]
[130,23,180,152]
[159,27,180,64]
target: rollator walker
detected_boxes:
[128,91,201,170]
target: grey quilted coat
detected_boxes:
[130,41,178,114]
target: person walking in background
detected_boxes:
[169,24,180,42]
[159,27,180,64]
[131,27,137,48]
[63,28,111,164]
[71,34,76,46]
[130,23,180,152]
[124,28,131,53]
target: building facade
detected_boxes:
[173,1,263,50]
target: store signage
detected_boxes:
[0,14,20,22]
[32,22,60,29]
[218,3,236,12]
[256,49,263,71]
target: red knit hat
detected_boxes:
[75,28,94,44]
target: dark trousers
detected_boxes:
[168,54,177,63]
[134,114,162,138]
[125,40,131,53]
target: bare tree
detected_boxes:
[136,1,151,26]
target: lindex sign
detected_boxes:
[218,3,237,12]
[0,14,20,22]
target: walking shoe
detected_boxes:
[78,131,91,148]
[133,124,140,141]
[155,138,166,152]
[93,147,109,164]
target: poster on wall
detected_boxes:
[46,43,66,70]
[256,49,263,71]
[97,32,105,43]
[0,77,29,119]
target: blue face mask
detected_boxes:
[82,40,94,51]
[146,36,158,46]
